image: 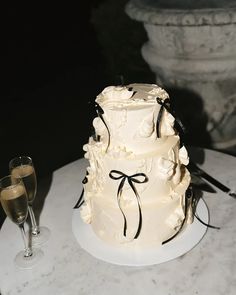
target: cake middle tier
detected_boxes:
[82,133,191,246]
[83,135,190,203]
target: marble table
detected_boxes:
[0,148,236,294]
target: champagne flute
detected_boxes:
[9,156,50,246]
[0,175,43,269]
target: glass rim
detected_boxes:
[10,155,32,162]
[9,156,33,167]
[0,174,23,190]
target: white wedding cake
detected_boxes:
[79,83,192,248]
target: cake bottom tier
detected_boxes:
[89,193,189,248]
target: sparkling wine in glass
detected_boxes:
[9,156,50,246]
[0,175,43,269]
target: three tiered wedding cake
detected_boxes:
[79,83,192,248]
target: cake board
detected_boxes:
[72,198,208,266]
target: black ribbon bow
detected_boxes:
[73,175,88,209]
[95,102,110,152]
[109,170,148,239]
[156,97,186,146]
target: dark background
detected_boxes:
[1,2,106,179]
[0,1,154,225]
[1,1,153,179]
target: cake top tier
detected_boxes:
[90,83,178,156]
[96,83,169,108]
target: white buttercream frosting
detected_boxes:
[103,86,134,100]
[107,145,133,158]
[96,83,169,108]
[97,86,134,105]
[179,146,190,166]
[93,117,106,137]
[160,111,175,137]
[165,206,185,229]
[157,157,175,180]
[138,112,155,138]
[80,83,192,248]
[80,203,92,224]
[148,86,169,99]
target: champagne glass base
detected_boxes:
[29,226,51,246]
[14,248,44,269]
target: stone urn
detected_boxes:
[126,0,236,153]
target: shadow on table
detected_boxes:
[0,212,5,230]
[187,146,219,195]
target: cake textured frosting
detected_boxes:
[79,83,192,248]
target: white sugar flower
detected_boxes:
[157,157,175,180]
[80,203,92,224]
[160,111,175,136]
[179,146,189,165]
[139,113,154,138]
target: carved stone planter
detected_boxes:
[126,0,236,152]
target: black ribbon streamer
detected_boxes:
[191,190,220,230]
[156,97,186,146]
[95,102,110,152]
[73,175,88,209]
[109,170,148,239]
[194,213,220,230]
[162,185,220,245]
[162,186,193,244]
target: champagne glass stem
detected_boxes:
[19,224,32,257]
[28,205,40,235]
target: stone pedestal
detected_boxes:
[126,0,236,152]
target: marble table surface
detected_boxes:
[0,148,236,295]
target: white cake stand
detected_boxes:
[72,198,208,266]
